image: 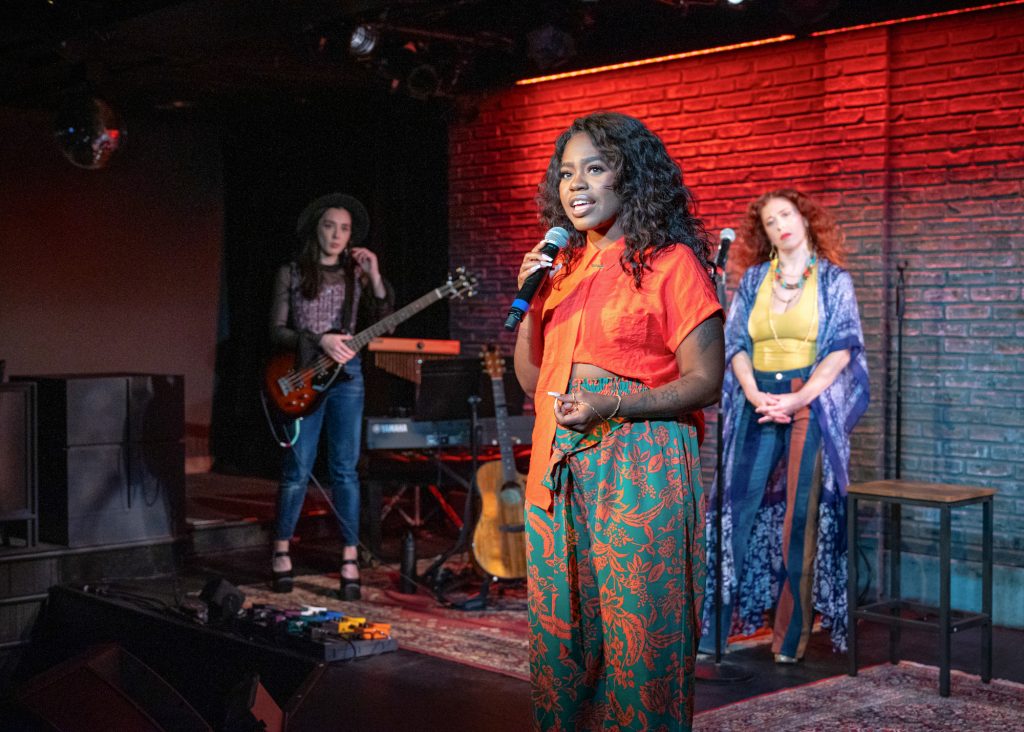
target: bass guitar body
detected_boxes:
[471,345,528,580]
[263,350,347,420]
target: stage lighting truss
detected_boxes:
[347,21,511,99]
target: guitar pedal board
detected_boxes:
[241,604,398,662]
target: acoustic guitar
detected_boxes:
[471,345,528,580]
[263,267,477,420]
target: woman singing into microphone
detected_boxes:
[513,112,724,731]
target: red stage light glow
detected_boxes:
[515,35,796,86]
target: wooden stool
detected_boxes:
[846,479,995,697]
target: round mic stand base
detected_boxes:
[695,656,754,683]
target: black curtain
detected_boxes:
[210,92,451,476]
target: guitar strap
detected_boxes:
[288,259,357,368]
[341,255,356,336]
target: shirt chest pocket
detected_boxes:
[596,299,662,351]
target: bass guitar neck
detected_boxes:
[263,268,477,420]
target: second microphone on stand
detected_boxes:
[715,227,735,274]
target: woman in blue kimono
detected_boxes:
[701,189,869,662]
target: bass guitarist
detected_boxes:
[268,192,394,597]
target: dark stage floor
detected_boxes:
[5,470,1022,731]
[186,542,1024,730]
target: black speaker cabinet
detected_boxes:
[13,373,184,446]
[416,357,525,421]
[0,382,38,546]
[37,442,184,547]
[11,374,185,547]
[129,374,185,443]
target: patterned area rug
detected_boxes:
[238,563,530,681]
[694,661,1024,731]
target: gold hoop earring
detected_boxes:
[769,244,778,262]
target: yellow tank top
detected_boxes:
[749,264,818,371]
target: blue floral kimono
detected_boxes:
[704,258,869,651]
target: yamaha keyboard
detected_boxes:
[365,415,534,450]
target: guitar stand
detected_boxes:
[380,478,465,532]
[380,482,428,529]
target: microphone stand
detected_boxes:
[895,262,907,479]
[696,242,753,684]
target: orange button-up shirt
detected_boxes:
[525,238,722,510]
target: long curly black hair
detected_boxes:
[536,112,712,288]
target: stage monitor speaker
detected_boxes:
[223,673,284,732]
[21,585,319,727]
[15,643,211,732]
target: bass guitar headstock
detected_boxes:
[443,267,478,300]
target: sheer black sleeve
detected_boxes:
[269,264,320,364]
[356,273,395,331]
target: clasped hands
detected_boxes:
[748,390,805,424]
[550,391,619,433]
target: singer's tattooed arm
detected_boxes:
[580,314,724,422]
[622,315,723,418]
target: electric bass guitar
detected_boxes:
[263,267,477,420]
[471,345,528,580]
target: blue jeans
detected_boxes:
[275,358,364,545]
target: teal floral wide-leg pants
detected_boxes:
[527,377,707,731]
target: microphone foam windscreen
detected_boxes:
[544,227,570,250]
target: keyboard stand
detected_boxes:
[365,447,477,559]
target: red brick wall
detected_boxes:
[448,6,1023,564]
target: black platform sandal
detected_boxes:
[272,551,294,593]
[340,558,361,600]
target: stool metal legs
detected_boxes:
[889,502,902,665]
[939,506,951,697]
[982,499,993,684]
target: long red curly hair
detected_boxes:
[734,189,846,270]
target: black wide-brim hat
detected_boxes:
[295,192,370,247]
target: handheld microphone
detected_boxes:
[715,228,735,272]
[503,226,570,331]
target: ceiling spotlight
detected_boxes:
[727,0,745,5]
[349,24,379,57]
